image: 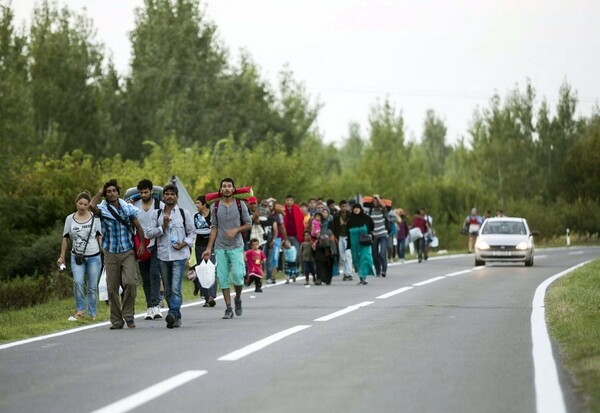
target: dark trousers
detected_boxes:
[371,236,388,275]
[138,245,161,307]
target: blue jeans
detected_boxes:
[397,237,407,259]
[138,245,161,307]
[371,236,388,275]
[71,254,101,317]
[267,238,282,280]
[158,259,186,320]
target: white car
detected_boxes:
[474,217,538,267]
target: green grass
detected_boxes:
[546,259,600,412]
[0,278,201,344]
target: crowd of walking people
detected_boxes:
[58,178,441,328]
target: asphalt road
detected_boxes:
[1,247,598,413]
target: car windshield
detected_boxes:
[482,221,526,235]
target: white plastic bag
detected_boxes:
[98,267,123,301]
[98,267,108,301]
[197,259,216,288]
[409,227,423,240]
[430,236,439,248]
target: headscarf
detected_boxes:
[347,204,374,232]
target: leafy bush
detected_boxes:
[0,271,72,311]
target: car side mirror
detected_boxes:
[530,230,539,236]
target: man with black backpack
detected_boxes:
[146,184,195,329]
[133,179,164,321]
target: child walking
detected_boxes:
[300,231,315,287]
[284,240,299,283]
[244,238,266,292]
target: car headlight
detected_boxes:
[516,242,529,250]
[476,241,490,250]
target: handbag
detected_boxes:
[359,232,373,246]
[134,234,151,261]
[73,215,94,265]
[460,222,469,235]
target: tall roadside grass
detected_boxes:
[546,259,600,412]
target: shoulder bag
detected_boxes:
[74,215,94,265]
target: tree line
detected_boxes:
[0,0,598,281]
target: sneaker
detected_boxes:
[223,307,234,319]
[269,279,276,285]
[173,318,182,328]
[342,275,349,281]
[153,306,163,319]
[203,302,210,307]
[68,316,78,322]
[348,275,354,281]
[109,323,123,330]
[234,299,243,316]
[381,272,386,278]
[125,319,136,329]
[285,279,290,284]
[145,307,154,320]
[255,287,263,293]
[166,313,175,329]
[208,297,216,307]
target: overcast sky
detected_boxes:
[11,0,600,145]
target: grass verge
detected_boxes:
[546,259,600,412]
[0,278,201,344]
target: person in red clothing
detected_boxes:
[244,238,266,292]
[283,194,305,264]
[411,210,429,263]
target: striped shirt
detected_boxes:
[369,208,388,239]
[98,200,139,253]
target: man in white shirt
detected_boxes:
[146,184,195,329]
[133,179,163,321]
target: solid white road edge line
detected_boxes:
[412,276,446,287]
[531,260,592,413]
[90,370,207,413]
[446,269,472,277]
[314,301,374,322]
[567,251,584,255]
[376,287,414,299]
[218,325,311,361]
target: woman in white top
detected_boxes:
[58,191,103,320]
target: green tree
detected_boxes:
[0,3,35,162]
[28,1,104,157]
[469,82,537,203]
[125,0,227,156]
[361,99,408,198]
[421,109,449,178]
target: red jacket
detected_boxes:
[284,204,306,243]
